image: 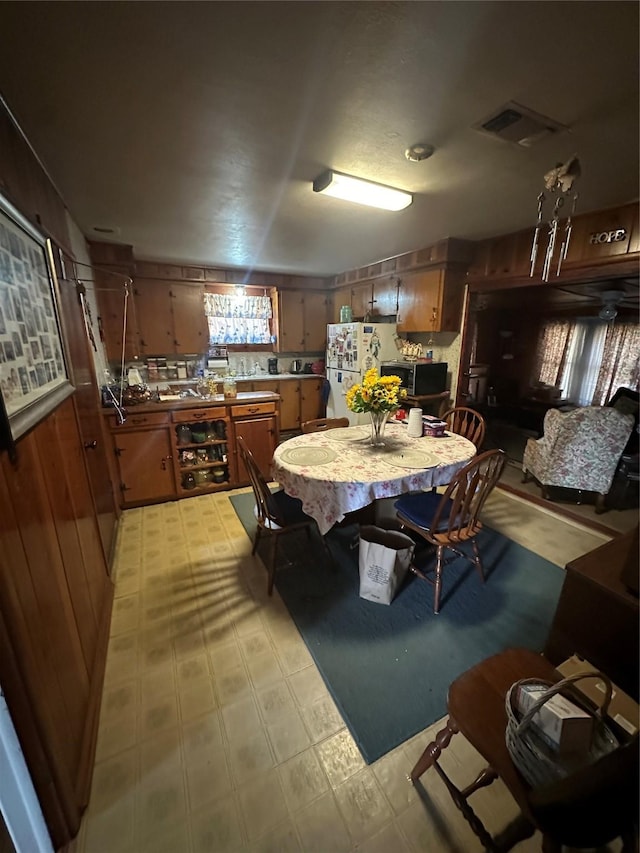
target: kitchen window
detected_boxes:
[204,290,274,346]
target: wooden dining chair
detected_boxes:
[394,448,506,613]
[236,436,333,595]
[301,417,349,434]
[408,648,639,852]
[441,406,486,450]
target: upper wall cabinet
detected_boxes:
[135,280,208,355]
[94,267,139,362]
[277,290,328,352]
[396,268,465,333]
[332,276,399,322]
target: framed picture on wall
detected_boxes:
[0,192,73,454]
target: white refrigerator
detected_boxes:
[326,322,399,425]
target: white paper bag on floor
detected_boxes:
[358,526,415,605]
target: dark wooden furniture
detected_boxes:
[404,390,450,418]
[516,397,572,435]
[409,648,639,852]
[544,528,640,700]
[236,436,333,595]
[395,449,506,613]
[301,416,349,434]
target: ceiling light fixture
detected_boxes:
[312,169,412,211]
[405,143,434,162]
[598,290,625,322]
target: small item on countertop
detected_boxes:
[395,408,407,421]
[311,359,325,375]
[340,305,353,323]
[223,377,237,398]
[177,361,187,379]
[122,383,152,405]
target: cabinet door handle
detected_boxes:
[192,412,207,419]
[247,406,259,413]
[84,440,98,450]
[130,416,147,425]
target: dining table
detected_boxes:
[271,421,477,535]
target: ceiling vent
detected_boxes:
[472,101,568,147]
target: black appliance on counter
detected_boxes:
[380,361,448,396]
[267,358,279,375]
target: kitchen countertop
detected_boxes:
[102,390,280,416]
[233,373,323,381]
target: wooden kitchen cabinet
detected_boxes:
[277,289,328,352]
[134,279,208,355]
[350,283,371,321]
[95,267,139,361]
[110,415,176,505]
[300,377,324,424]
[231,401,278,482]
[249,377,323,432]
[278,380,301,431]
[171,407,233,497]
[333,277,398,322]
[169,282,209,353]
[397,268,464,333]
[134,279,173,353]
[303,291,329,352]
[332,286,353,321]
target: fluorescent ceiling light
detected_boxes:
[312,169,412,211]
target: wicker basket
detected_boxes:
[505,670,620,789]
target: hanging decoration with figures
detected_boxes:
[530,154,581,281]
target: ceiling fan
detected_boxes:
[598,289,627,321]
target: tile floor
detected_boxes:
[71,487,617,853]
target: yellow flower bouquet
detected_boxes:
[346,368,406,446]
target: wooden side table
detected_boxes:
[403,391,449,417]
[544,528,639,700]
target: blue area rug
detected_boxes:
[230,491,565,764]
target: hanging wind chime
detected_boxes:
[530,154,581,281]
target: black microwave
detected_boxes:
[380,361,448,396]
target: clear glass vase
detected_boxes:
[369,410,390,447]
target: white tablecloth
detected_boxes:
[271,422,476,535]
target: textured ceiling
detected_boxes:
[0,1,638,277]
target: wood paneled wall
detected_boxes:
[0,103,114,849]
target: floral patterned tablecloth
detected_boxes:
[271,422,476,535]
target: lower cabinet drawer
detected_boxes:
[231,402,276,418]
[172,407,226,423]
[109,411,170,428]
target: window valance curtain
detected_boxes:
[203,293,273,345]
[203,293,272,320]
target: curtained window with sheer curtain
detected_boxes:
[203,292,273,345]
[533,318,640,406]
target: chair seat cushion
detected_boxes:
[394,491,455,532]
[271,489,313,526]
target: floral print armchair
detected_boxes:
[522,406,634,512]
